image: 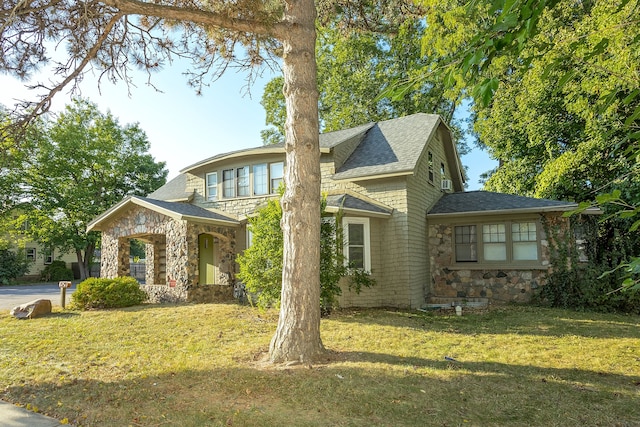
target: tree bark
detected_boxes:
[269,0,324,363]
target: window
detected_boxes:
[455,225,477,262]
[253,164,268,195]
[44,249,54,265]
[343,217,371,271]
[26,248,36,262]
[206,172,217,201]
[483,224,506,261]
[428,151,434,183]
[512,222,538,260]
[222,169,235,198]
[236,166,249,197]
[270,162,284,193]
[441,162,446,179]
[454,221,540,263]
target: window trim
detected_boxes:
[222,169,235,199]
[253,163,268,196]
[453,220,541,266]
[236,166,250,197]
[342,217,371,271]
[206,172,218,201]
[270,162,284,194]
[44,248,54,265]
[26,247,36,262]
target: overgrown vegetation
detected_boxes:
[0,248,30,285]
[237,197,375,313]
[0,305,638,426]
[40,260,73,282]
[536,216,640,313]
[70,277,147,310]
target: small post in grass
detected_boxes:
[59,281,72,309]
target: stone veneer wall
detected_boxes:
[428,214,560,304]
[100,205,237,304]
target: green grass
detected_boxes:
[1,304,639,426]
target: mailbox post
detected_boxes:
[59,281,72,309]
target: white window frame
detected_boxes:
[236,166,250,197]
[222,169,235,198]
[206,172,218,201]
[26,247,36,262]
[342,217,371,272]
[253,163,268,196]
[270,162,284,193]
[44,248,54,265]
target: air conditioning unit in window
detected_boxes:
[441,179,452,191]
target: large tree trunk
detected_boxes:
[269,0,324,363]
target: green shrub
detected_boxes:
[0,249,30,285]
[71,277,147,310]
[41,260,74,281]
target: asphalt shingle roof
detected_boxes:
[325,194,392,215]
[332,113,442,180]
[147,174,191,201]
[428,191,577,215]
[135,197,238,223]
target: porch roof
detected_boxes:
[324,192,393,218]
[87,196,240,232]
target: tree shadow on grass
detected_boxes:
[3,353,640,427]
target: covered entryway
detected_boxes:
[87,196,239,302]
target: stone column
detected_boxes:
[117,237,131,277]
[100,233,119,278]
[145,243,155,285]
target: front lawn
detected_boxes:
[0,304,638,426]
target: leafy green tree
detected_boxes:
[1,0,413,363]
[237,197,374,314]
[260,19,469,153]
[424,0,640,293]
[10,99,167,280]
[0,248,30,285]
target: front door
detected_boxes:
[198,234,217,284]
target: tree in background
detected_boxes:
[416,0,640,299]
[5,99,167,280]
[260,17,469,154]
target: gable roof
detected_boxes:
[325,193,393,218]
[427,191,580,217]
[147,174,192,202]
[331,113,444,181]
[87,196,239,232]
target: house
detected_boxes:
[87,113,595,307]
[2,216,77,281]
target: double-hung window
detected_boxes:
[236,166,249,197]
[454,221,539,264]
[222,169,235,198]
[44,249,54,265]
[206,172,217,201]
[253,164,268,195]
[26,248,36,262]
[270,162,284,193]
[343,217,371,271]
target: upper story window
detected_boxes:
[222,169,235,198]
[236,166,249,197]
[211,161,284,199]
[428,151,434,183]
[253,164,268,196]
[206,172,217,201]
[270,162,284,193]
[343,217,371,271]
[441,162,446,179]
[454,221,540,264]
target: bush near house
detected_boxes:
[40,260,74,282]
[71,277,147,310]
[0,249,30,285]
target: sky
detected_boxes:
[0,59,496,191]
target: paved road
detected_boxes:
[0,283,77,311]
